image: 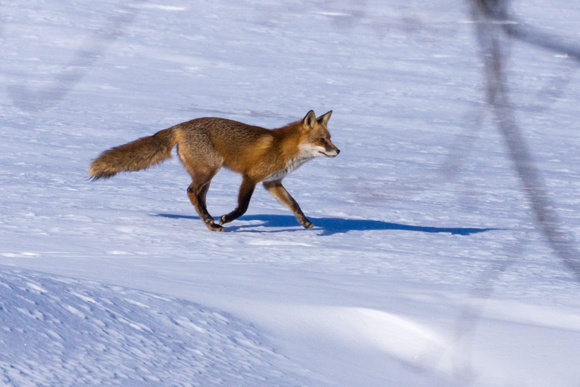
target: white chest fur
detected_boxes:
[262,143,326,182]
[263,155,314,182]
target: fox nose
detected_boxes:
[336,149,341,155]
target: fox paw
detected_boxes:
[207,223,225,232]
[218,215,228,225]
[204,218,224,232]
[301,220,314,229]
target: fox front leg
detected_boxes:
[219,177,256,226]
[263,180,313,229]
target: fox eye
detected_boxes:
[318,138,326,143]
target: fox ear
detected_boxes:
[317,110,332,126]
[302,110,316,130]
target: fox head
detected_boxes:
[299,110,340,158]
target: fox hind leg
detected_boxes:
[263,180,313,229]
[187,177,223,232]
[177,139,224,231]
[181,158,222,231]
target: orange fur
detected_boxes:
[89,110,340,231]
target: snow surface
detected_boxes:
[1,0,580,385]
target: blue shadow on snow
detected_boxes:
[155,213,498,236]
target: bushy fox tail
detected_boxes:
[89,128,177,180]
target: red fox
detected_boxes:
[89,110,340,231]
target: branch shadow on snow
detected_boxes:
[155,213,498,236]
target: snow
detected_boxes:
[0,269,308,386]
[1,0,580,385]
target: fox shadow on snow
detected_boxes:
[155,213,497,236]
